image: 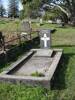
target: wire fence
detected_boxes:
[0,30,39,52]
[0,18,40,52]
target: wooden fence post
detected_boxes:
[17,33,21,45]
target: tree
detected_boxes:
[8,0,19,18]
[22,0,75,25]
[49,0,75,25]
[43,3,69,23]
[0,0,6,17]
[21,0,49,18]
[21,0,39,18]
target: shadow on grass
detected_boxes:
[51,45,75,90]
[0,37,40,71]
[52,44,75,48]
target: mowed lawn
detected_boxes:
[0,21,75,100]
[0,19,20,31]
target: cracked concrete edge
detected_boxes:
[46,51,63,80]
[0,74,50,89]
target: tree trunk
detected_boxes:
[70,11,75,26]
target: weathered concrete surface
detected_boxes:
[13,49,53,76]
[34,49,53,57]
[0,74,50,89]
[0,49,63,89]
[14,57,53,76]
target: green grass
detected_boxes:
[0,22,75,100]
[0,19,20,32]
[31,71,45,77]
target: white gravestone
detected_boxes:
[40,18,43,25]
[41,34,50,48]
[40,29,51,48]
[56,19,61,24]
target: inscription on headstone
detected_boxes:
[40,29,51,48]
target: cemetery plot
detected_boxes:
[0,49,62,89]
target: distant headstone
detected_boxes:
[71,17,75,26]
[21,21,32,39]
[21,21,31,33]
[48,20,53,24]
[29,20,31,25]
[39,29,51,49]
[56,19,61,24]
[40,18,43,25]
[56,19,64,27]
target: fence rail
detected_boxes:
[0,30,39,52]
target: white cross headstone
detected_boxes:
[40,29,51,48]
[41,34,50,48]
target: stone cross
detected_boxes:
[41,34,50,48]
[40,29,51,48]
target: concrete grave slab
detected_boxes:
[0,49,63,89]
[33,49,53,57]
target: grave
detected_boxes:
[56,19,65,27]
[0,29,63,89]
[39,29,51,48]
[21,21,31,33]
[20,21,32,40]
[40,18,43,25]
